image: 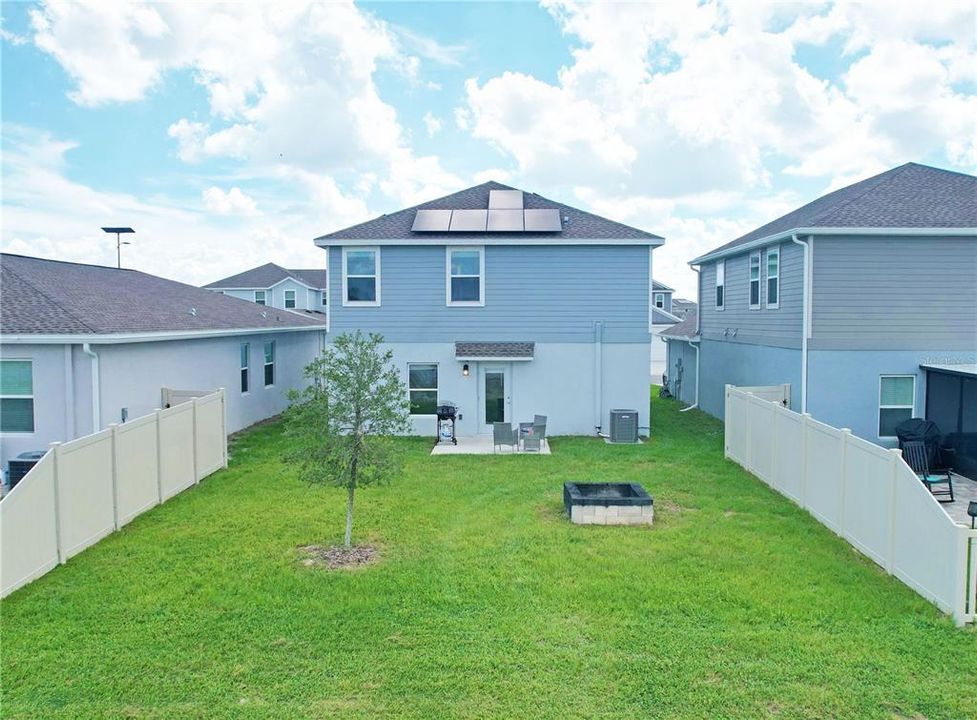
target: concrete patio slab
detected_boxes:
[430,435,551,455]
[941,472,977,527]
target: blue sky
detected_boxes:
[2,1,975,297]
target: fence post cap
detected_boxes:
[48,441,62,448]
[840,428,852,434]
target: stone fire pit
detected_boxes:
[564,482,654,525]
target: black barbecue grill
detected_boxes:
[436,402,458,445]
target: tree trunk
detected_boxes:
[344,483,354,548]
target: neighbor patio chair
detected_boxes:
[493,422,518,454]
[903,440,954,503]
[523,422,546,453]
[534,414,547,427]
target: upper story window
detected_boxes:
[343,247,380,306]
[254,290,266,305]
[240,343,250,394]
[446,247,484,306]
[654,292,665,309]
[320,291,328,307]
[0,360,34,433]
[284,289,296,309]
[766,247,780,309]
[879,375,914,438]
[408,363,438,415]
[749,252,761,309]
[715,260,725,310]
[264,341,275,387]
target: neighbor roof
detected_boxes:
[204,262,327,289]
[692,163,977,263]
[652,279,675,292]
[315,181,662,244]
[0,254,326,338]
[658,311,698,341]
[652,308,681,325]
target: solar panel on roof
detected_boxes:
[486,209,524,232]
[448,209,488,231]
[488,190,523,209]
[523,208,562,231]
[411,209,452,232]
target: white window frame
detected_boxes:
[320,290,328,307]
[749,252,761,309]
[878,374,915,439]
[407,362,439,416]
[445,246,485,307]
[254,290,266,305]
[766,246,780,309]
[0,359,34,434]
[240,343,250,394]
[654,292,665,309]
[283,289,296,309]
[342,246,381,307]
[263,341,275,387]
[715,259,725,310]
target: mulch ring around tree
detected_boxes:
[297,544,379,570]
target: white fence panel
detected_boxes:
[739,383,790,407]
[773,411,805,502]
[841,435,896,567]
[158,403,196,499]
[748,396,776,482]
[804,420,844,531]
[0,454,59,595]
[56,430,115,560]
[1,390,227,598]
[115,415,160,525]
[725,387,749,465]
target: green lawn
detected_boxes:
[3,393,975,719]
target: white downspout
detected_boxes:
[680,340,700,412]
[594,321,604,434]
[791,234,811,413]
[82,343,100,432]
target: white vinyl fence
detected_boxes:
[724,385,977,625]
[1,390,227,598]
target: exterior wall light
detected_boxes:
[462,363,470,377]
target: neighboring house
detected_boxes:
[683,162,976,460]
[0,254,326,468]
[660,311,698,406]
[650,280,681,381]
[670,298,697,320]
[204,263,328,316]
[312,181,663,437]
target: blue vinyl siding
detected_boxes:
[328,244,651,343]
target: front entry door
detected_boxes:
[482,365,509,427]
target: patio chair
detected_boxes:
[903,440,954,503]
[534,414,547,427]
[523,422,546,453]
[493,422,518,454]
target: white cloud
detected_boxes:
[202,187,259,216]
[423,112,443,137]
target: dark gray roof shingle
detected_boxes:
[701,163,977,259]
[204,262,327,289]
[455,341,535,359]
[0,254,326,336]
[658,311,698,340]
[315,181,662,242]
[652,308,680,325]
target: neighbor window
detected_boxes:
[254,290,266,306]
[408,363,438,415]
[0,360,34,433]
[447,247,484,306]
[343,247,379,305]
[654,292,665,309]
[766,247,780,308]
[749,252,761,308]
[240,343,250,393]
[879,375,915,437]
[320,290,327,307]
[284,289,296,309]
[715,260,725,309]
[264,341,275,386]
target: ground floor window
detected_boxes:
[0,360,34,433]
[264,341,275,386]
[879,374,915,438]
[240,343,250,393]
[408,363,438,415]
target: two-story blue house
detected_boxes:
[682,163,976,462]
[313,181,664,437]
[204,263,328,314]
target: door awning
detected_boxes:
[455,342,535,361]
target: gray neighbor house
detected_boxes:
[204,263,328,314]
[666,162,976,472]
[312,181,663,438]
[0,254,326,468]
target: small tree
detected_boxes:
[283,331,410,548]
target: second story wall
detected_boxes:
[327,244,652,344]
[698,241,803,349]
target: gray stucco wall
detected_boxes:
[327,244,652,344]
[664,339,698,406]
[696,338,801,419]
[810,235,977,350]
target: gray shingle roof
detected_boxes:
[455,341,535,359]
[652,279,674,292]
[700,163,977,259]
[652,308,680,325]
[315,181,662,242]
[204,262,327,289]
[0,254,326,336]
[658,311,698,340]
